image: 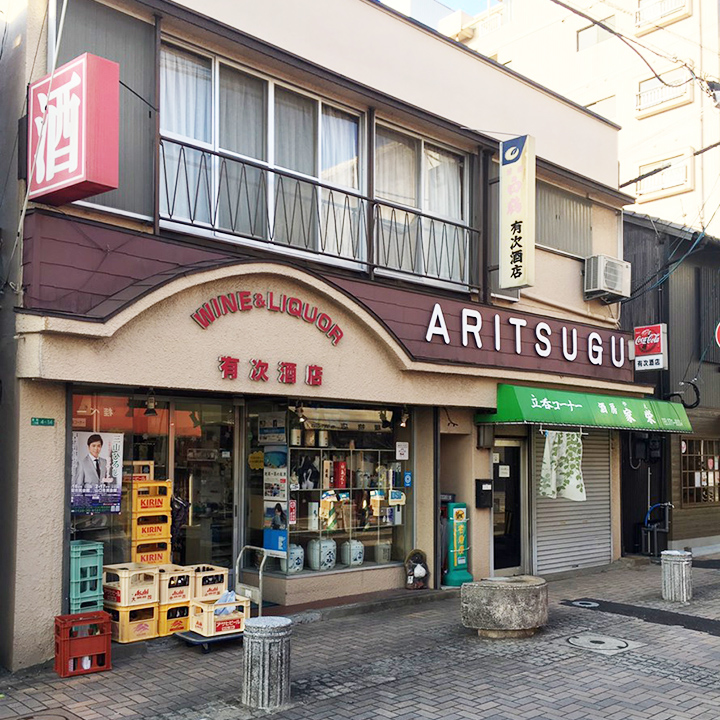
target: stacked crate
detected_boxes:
[131,473,173,565]
[69,540,104,614]
[186,564,249,637]
[103,563,159,643]
[156,564,193,636]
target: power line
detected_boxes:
[546,0,701,90]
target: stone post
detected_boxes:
[661,550,692,603]
[241,616,292,710]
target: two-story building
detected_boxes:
[0,0,687,670]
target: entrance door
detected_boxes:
[492,442,524,574]
[172,401,235,567]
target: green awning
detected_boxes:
[475,384,692,433]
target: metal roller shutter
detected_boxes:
[533,429,611,574]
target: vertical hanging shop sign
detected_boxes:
[499,135,536,289]
[27,53,119,205]
[634,323,668,371]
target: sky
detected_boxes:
[440,0,502,15]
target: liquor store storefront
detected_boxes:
[13,260,652,666]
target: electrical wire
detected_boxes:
[0,3,48,215]
[3,0,70,294]
[547,0,702,90]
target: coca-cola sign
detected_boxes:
[634,323,667,371]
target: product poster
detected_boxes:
[71,431,124,513]
[264,501,288,530]
[258,412,286,445]
[263,467,287,501]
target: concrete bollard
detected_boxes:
[661,550,692,603]
[241,616,292,710]
[461,576,548,638]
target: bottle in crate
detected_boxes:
[158,602,190,636]
[188,564,228,600]
[156,564,193,605]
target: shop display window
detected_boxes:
[71,392,170,565]
[244,400,414,575]
[71,392,235,568]
[681,438,720,505]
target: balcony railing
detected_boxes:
[636,82,686,111]
[635,0,685,27]
[159,137,478,288]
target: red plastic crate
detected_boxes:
[54,610,112,678]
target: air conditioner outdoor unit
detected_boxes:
[584,255,632,301]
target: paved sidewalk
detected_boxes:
[3,558,720,720]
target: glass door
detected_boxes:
[492,441,526,575]
[172,400,235,567]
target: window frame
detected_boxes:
[159,37,367,267]
[636,148,695,202]
[635,0,692,36]
[681,437,720,507]
[636,68,693,118]
[374,120,469,225]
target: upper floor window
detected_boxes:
[577,17,614,51]
[635,0,691,34]
[375,125,468,282]
[159,42,476,288]
[636,68,692,116]
[536,181,592,258]
[636,151,694,200]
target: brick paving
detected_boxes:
[3,559,720,719]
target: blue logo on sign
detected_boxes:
[501,136,527,166]
[404,472,412,487]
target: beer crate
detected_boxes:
[106,603,157,643]
[54,610,112,678]
[69,593,104,615]
[187,564,228,600]
[189,597,251,637]
[132,540,171,565]
[131,479,172,514]
[158,602,190,636]
[103,563,159,607]
[131,512,171,542]
[157,564,193,605]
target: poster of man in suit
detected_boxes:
[71,431,124,513]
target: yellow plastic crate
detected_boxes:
[132,479,172,514]
[106,603,157,643]
[132,541,171,565]
[189,597,251,637]
[102,563,159,607]
[157,564,193,605]
[131,512,171,542]
[187,564,228,600]
[158,602,189,637]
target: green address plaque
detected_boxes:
[31,417,55,427]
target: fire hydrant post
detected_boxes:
[661,550,692,603]
[241,616,292,710]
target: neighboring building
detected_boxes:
[622,214,720,557]
[1,0,685,670]
[437,0,720,237]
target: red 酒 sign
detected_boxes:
[715,321,720,350]
[27,53,119,205]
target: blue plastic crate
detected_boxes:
[70,540,104,601]
[69,593,104,615]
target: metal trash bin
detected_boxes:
[661,550,692,603]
